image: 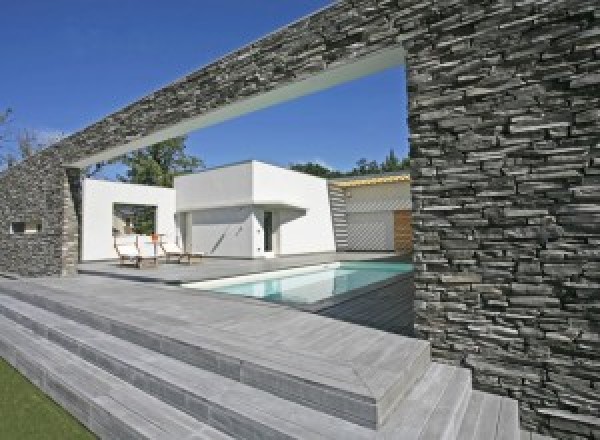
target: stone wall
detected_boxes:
[0,0,597,437]
[407,0,600,437]
[0,149,76,277]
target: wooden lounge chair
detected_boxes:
[115,243,158,268]
[160,242,203,264]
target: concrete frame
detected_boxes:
[0,0,598,436]
[80,179,177,261]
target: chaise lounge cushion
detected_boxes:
[116,244,139,258]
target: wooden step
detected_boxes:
[458,391,520,440]
[0,291,430,430]
[0,316,232,440]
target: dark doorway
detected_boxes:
[264,211,273,253]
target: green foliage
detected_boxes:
[119,137,203,187]
[113,204,157,235]
[289,162,342,178]
[133,206,157,235]
[0,358,96,439]
[290,148,409,178]
[88,136,204,187]
[352,158,382,175]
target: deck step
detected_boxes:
[0,284,430,429]
[458,391,520,440]
[377,363,472,439]
[0,315,232,440]
[0,296,384,439]
[0,293,506,439]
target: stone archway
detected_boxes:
[0,1,598,436]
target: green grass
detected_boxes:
[0,358,96,440]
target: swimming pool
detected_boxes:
[182,261,412,305]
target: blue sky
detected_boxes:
[0,0,407,173]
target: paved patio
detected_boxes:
[78,252,408,283]
[77,252,415,336]
[0,259,522,438]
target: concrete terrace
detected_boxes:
[0,272,520,439]
[77,252,415,336]
[77,252,406,284]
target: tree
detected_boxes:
[0,121,62,169]
[117,136,204,187]
[289,162,342,178]
[351,158,381,176]
[0,108,11,144]
[0,108,12,166]
[381,148,409,172]
[289,149,410,179]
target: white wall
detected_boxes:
[189,207,258,258]
[175,161,335,258]
[252,161,335,256]
[81,179,176,261]
[175,162,253,212]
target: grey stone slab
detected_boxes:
[520,430,532,440]
[0,282,430,429]
[496,397,520,440]
[458,391,486,440]
[417,368,472,440]
[0,315,234,440]
[378,363,460,439]
[0,287,522,439]
[475,392,503,440]
[0,295,377,434]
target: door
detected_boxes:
[394,210,413,254]
[263,211,274,254]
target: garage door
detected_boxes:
[347,212,394,251]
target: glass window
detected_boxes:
[10,221,41,234]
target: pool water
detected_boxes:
[182,261,412,304]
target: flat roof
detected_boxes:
[174,159,327,182]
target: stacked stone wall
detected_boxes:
[407,1,600,436]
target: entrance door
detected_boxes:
[394,210,413,254]
[264,211,274,254]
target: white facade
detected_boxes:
[81,179,176,261]
[80,163,410,262]
[174,161,336,258]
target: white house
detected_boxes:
[174,160,336,258]
[79,161,411,261]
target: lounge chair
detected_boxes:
[115,242,158,268]
[160,242,203,264]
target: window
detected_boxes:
[10,222,25,234]
[113,204,157,236]
[10,221,42,235]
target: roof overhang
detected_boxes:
[177,199,308,213]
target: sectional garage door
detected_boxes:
[347,212,395,251]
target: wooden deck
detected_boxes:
[317,273,414,336]
[78,252,416,337]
